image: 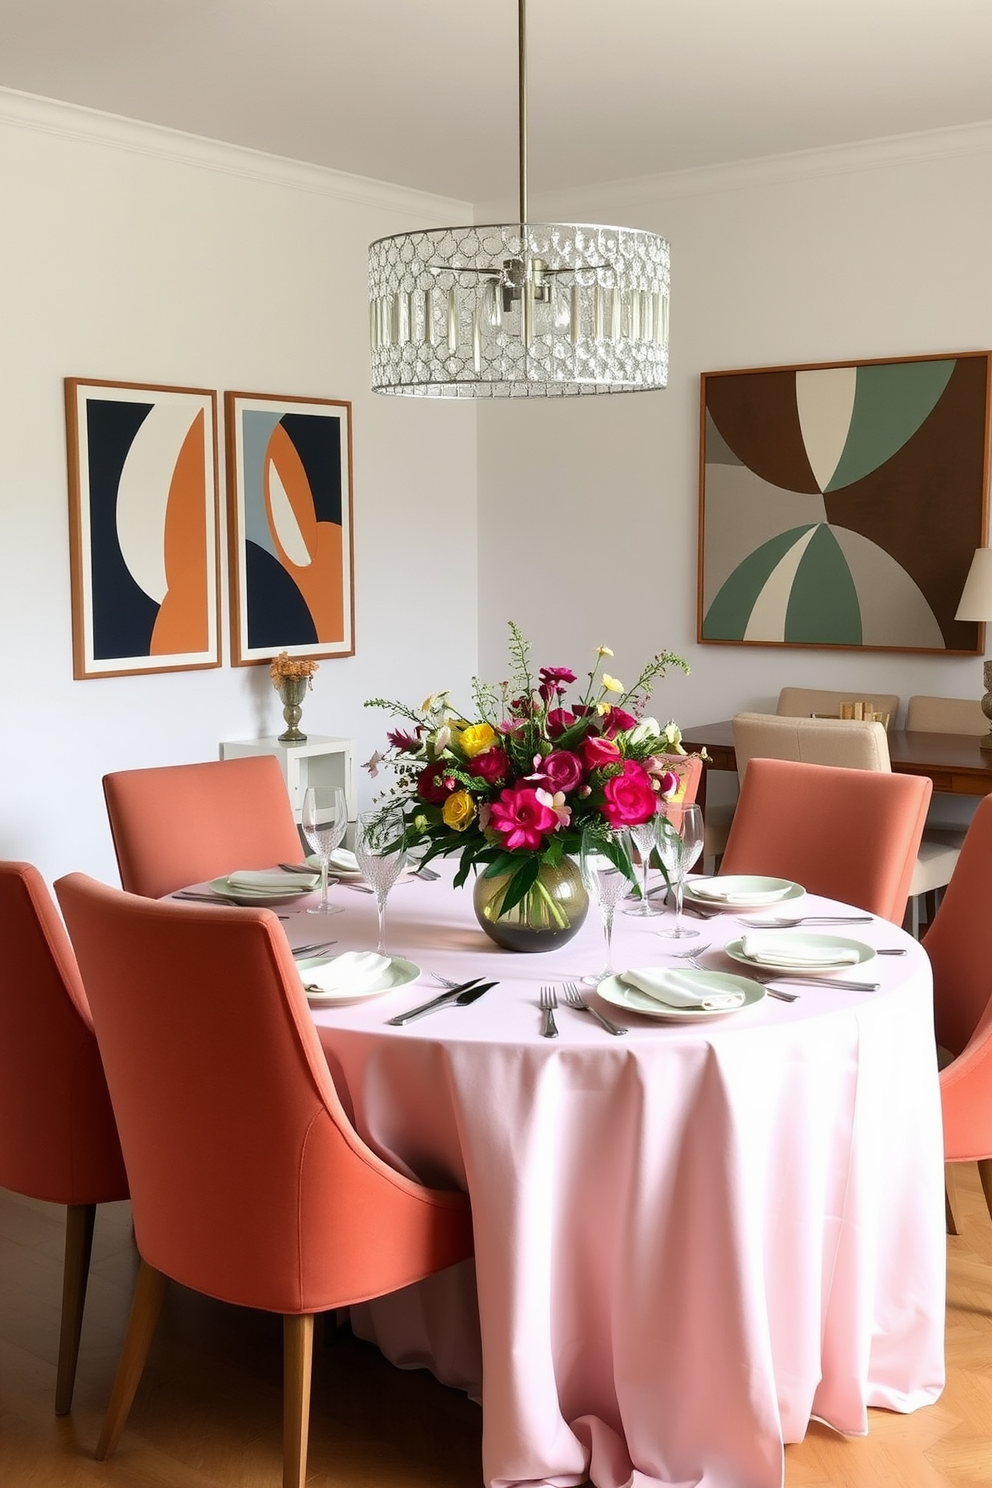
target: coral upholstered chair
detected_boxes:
[103,755,303,899]
[921,795,992,1229]
[55,875,474,1488]
[0,862,128,1414]
[719,757,932,925]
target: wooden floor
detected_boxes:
[1,1168,989,1488]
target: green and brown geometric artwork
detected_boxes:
[698,352,991,653]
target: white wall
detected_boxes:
[476,126,992,758]
[0,91,478,885]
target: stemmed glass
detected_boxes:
[654,802,704,940]
[355,807,407,955]
[301,786,348,916]
[580,822,635,983]
[623,810,665,917]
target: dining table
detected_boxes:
[207,864,947,1488]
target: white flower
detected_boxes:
[628,717,661,746]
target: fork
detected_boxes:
[561,982,626,1035]
[539,985,559,1038]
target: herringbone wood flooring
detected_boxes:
[1,1167,989,1487]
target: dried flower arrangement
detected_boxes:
[269,652,319,690]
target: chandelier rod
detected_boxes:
[517,0,528,228]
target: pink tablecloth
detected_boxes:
[288,871,945,1488]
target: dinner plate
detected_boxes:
[724,932,877,974]
[302,956,420,1004]
[305,854,415,884]
[208,876,316,906]
[684,875,803,910]
[598,970,765,1022]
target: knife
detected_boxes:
[387,979,495,1025]
[760,974,880,991]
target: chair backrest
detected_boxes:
[103,755,303,899]
[777,687,899,724]
[732,712,890,779]
[55,874,472,1315]
[720,758,932,922]
[0,862,127,1205]
[906,694,988,736]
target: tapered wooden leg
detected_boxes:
[283,1314,314,1488]
[979,1159,992,1226]
[945,1183,959,1236]
[96,1260,169,1460]
[55,1203,97,1415]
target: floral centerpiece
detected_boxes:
[364,624,692,950]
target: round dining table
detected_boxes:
[271,866,946,1488]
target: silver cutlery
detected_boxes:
[668,943,712,959]
[877,948,907,955]
[738,915,872,928]
[560,982,626,1035]
[386,978,487,1025]
[291,941,338,958]
[665,947,799,1002]
[278,862,322,876]
[751,971,880,992]
[170,891,289,919]
[539,985,559,1038]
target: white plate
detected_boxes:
[724,932,877,974]
[684,875,803,910]
[301,956,420,1004]
[598,970,765,1022]
[209,877,315,905]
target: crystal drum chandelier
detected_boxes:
[368,0,670,398]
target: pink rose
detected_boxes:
[582,735,621,771]
[602,760,657,827]
[600,706,637,737]
[490,786,558,852]
[546,707,576,739]
[540,749,584,794]
[466,747,511,785]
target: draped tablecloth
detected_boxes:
[292,871,945,1488]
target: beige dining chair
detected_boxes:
[905,695,988,735]
[731,712,960,935]
[777,687,900,725]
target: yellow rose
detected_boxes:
[459,723,497,758]
[602,674,624,693]
[442,789,477,832]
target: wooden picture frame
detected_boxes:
[65,378,220,679]
[225,391,355,666]
[697,351,992,654]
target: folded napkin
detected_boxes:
[691,879,791,905]
[621,966,746,1011]
[739,933,860,966]
[328,848,361,873]
[227,868,318,891]
[303,951,391,997]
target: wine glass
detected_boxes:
[580,823,635,983]
[301,787,348,915]
[623,810,665,917]
[654,802,705,940]
[356,807,407,955]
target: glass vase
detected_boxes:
[472,857,588,952]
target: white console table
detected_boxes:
[219,736,357,825]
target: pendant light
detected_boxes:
[368,0,670,397]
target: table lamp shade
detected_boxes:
[955,548,992,621]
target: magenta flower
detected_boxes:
[582,734,622,771]
[490,786,558,851]
[546,707,576,739]
[538,665,577,703]
[417,763,455,805]
[387,727,421,753]
[602,760,657,827]
[539,749,585,794]
[466,747,512,785]
[600,705,637,737]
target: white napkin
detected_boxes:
[739,933,860,966]
[302,951,391,996]
[328,848,361,873]
[227,869,318,891]
[691,880,791,905]
[621,966,746,1011]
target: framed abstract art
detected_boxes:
[225,391,354,665]
[65,379,220,679]
[698,351,991,653]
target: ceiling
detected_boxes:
[1,0,991,204]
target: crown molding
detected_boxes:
[478,118,992,222]
[0,85,471,224]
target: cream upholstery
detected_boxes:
[730,711,959,932]
[777,687,900,725]
[906,695,988,735]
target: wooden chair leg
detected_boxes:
[945,1183,959,1236]
[979,1159,992,1226]
[96,1260,169,1460]
[283,1314,314,1488]
[55,1203,97,1415]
